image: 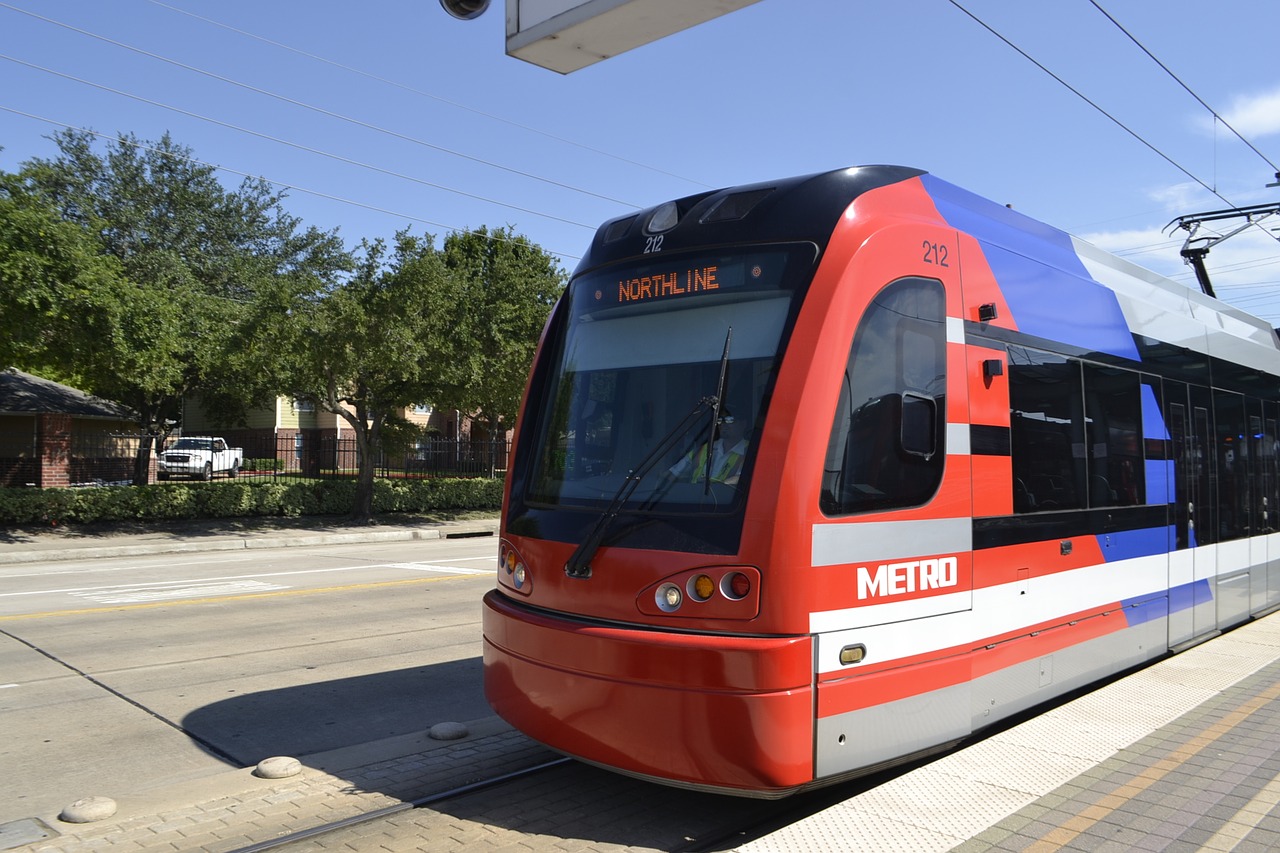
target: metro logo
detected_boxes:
[857,556,959,600]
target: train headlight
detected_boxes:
[639,566,761,619]
[498,541,532,595]
[646,201,679,233]
[657,583,683,612]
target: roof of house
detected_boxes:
[0,368,138,420]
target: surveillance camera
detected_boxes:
[439,0,489,20]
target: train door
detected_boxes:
[1266,402,1280,610]
[1166,383,1218,646]
[1190,386,1219,640]
[1213,390,1251,628]
[1166,393,1195,647]
[1248,403,1270,615]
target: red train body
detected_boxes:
[483,166,1280,796]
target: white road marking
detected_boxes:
[70,579,290,604]
[386,563,492,575]
[0,559,491,600]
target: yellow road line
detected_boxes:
[0,573,484,621]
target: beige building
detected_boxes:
[178,397,508,474]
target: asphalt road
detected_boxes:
[0,537,499,824]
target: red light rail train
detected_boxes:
[482,165,1280,797]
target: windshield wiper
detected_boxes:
[563,328,733,580]
[702,327,733,494]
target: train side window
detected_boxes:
[1215,389,1249,540]
[820,277,946,516]
[1009,347,1085,513]
[1082,364,1144,507]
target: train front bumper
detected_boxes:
[482,589,815,797]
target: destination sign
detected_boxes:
[616,264,722,304]
[577,249,797,316]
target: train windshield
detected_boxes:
[527,245,812,513]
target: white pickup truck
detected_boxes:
[157,436,244,481]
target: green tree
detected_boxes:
[439,226,566,456]
[281,232,455,520]
[10,130,350,483]
[0,170,147,385]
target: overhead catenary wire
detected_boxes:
[1086,0,1280,177]
[943,0,1237,211]
[0,55,599,231]
[0,2,644,211]
[944,0,1280,306]
[0,105,586,262]
[143,0,714,191]
[1086,0,1280,259]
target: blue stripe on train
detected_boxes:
[1095,525,1174,562]
[1120,579,1210,626]
[920,174,1140,361]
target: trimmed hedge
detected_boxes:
[0,477,504,526]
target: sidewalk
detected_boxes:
[0,514,501,565]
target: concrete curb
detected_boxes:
[0,521,499,565]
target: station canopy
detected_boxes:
[506,0,763,73]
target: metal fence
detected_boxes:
[0,432,509,487]
[241,434,510,480]
[0,431,144,487]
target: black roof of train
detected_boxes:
[573,165,926,276]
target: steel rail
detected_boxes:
[227,757,573,853]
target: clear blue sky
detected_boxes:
[3,1,1279,320]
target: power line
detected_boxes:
[0,2,642,210]
[0,54,598,230]
[943,0,1235,209]
[143,0,714,191]
[1085,0,1280,258]
[0,105,586,262]
[1086,0,1280,176]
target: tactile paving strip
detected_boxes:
[737,612,1280,853]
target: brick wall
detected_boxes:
[36,413,72,488]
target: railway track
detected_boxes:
[219,751,916,853]
[227,758,574,853]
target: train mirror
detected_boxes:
[901,393,937,458]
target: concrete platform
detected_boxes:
[742,610,1280,852]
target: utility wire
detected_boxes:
[1086,0,1280,257]
[0,55,598,230]
[0,2,642,210]
[944,0,1280,255]
[0,105,585,262]
[947,0,1280,321]
[144,0,714,190]
[943,0,1232,207]
[1087,0,1280,175]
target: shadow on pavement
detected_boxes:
[181,657,488,768]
